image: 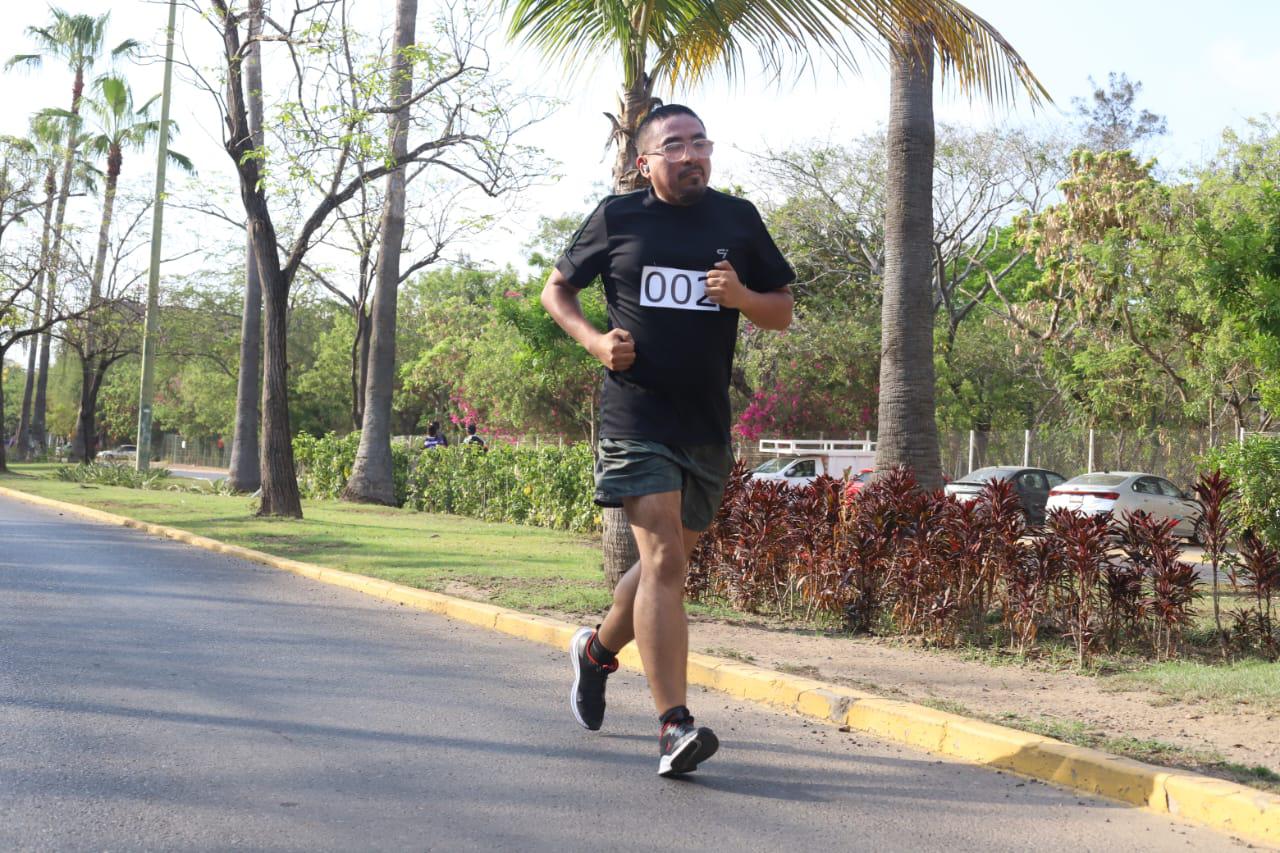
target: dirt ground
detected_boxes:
[684,616,1280,774]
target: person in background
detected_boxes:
[424,421,448,450]
[461,422,486,450]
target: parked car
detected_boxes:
[98,444,138,463]
[944,466,1067,524]
[1045,471,1202,541]
[750,439,877,488]
[842,469,875,498]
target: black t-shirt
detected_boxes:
[555,187,794,445]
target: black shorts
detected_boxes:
[593,439,735,532]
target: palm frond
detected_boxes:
[110,38,142,60]
[502,0,1047,106]
[166,149,196,175]
[4,53,44,72]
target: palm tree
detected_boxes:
[6,7,138,453]
[503,1,1045,573]
[342,0,418,505]
[227,0,264,494]
[12,118,60,461]
[44,75,192,461]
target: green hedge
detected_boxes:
[1205,435,1280,546]
[293,432,599,533]
[293,431,412,506]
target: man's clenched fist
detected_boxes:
[590,328,635,370]
[705,260,749,309]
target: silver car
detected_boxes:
[1045,471,1201,540]
[944,466,1066,524]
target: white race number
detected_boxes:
[639,265,720,312]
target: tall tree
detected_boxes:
[46,75,193,461]
[343,0,418,505]
[5,7,138,453]
[875,18,1044,490]
[226,0,264,492]
[1073,71,1167,153]
[13,118,66,460]
[876,27,942,485]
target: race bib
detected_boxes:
[639,265,720,312]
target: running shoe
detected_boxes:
[657,716,719,777]
[569,626,617,731]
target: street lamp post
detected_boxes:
[135,0,177,471]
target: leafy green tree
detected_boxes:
[2,360,25,441]
[1192,117,1280,429]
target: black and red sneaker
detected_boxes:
[657,715,719,777]
[569,626,617,731]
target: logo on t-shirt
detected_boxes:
[639,265,720,312]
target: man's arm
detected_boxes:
[540,268,636,370]
[704,261,793,330]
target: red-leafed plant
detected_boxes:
[789,475,846,622]
[1136,512,1202,660]
[720,478,806,613]
[884,493,956,641]
[1046,507,1114,667]
[1234,531,1280,660]
[687,461,752,600]
[1192,469,1237,654]
[976,478,1028,640]
[1105,510,1159,651]
[1003,535,1062,654]
[834,466,922,633]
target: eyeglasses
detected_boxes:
[642,139,714,163]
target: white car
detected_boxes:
[98,444,138,463]
[1046,471,1202,540]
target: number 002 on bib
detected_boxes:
[639,265,721,312]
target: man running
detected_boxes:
[541,104,794,776]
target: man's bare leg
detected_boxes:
[592,492,696,713]
[597,521,700,658]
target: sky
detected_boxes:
[2,0,1279,302]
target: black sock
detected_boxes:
[588,630,616,665]
[660,705,691,727]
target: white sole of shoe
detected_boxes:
[568,626,593,730]
[658,728,719,777]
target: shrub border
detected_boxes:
[2,482,1276,848]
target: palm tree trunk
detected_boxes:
[70,161,119,463]
[14,168,55,460]
[344,0,416,505]
[598,76,654,588]
[875,29,943,490]
[227,0,264,492]
[33,111,83,454]
[609,74,655,194]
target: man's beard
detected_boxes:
[671,167,708,205]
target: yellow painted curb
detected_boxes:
[3,482,1277,848]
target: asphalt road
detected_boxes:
[0,495,1241,851]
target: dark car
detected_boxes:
[944,466,1067,524]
